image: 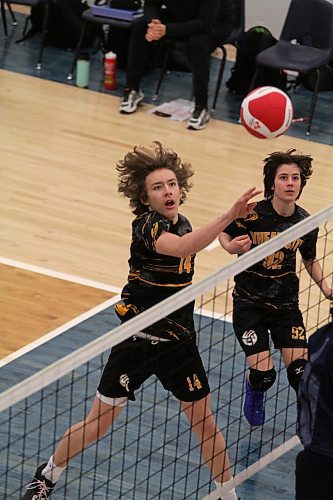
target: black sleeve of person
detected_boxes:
[299,227,319,261]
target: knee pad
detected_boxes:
[287,358,307,392]
[249,367,276,392]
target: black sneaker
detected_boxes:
[23,463,56,499]
[119,88,144,114]
[187,104,210,130]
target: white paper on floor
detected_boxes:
[148,99,194,121]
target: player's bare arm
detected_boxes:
[302,257,333,299]
[156,187,261,258]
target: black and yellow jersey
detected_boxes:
[115,211,196,340]
[223,200,318,309]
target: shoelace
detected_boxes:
[26,478,53,499]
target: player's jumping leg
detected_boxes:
[244,351,276,426]
[23,395,125,499]
[181,394,239,500]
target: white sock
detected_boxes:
[215,478,238,500]
[42,455,66,483]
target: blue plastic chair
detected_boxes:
[253,0,333,135]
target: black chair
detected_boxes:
[67,9,135,81]
[1,0,50,70]
[1,0,17,36]
[153,0,245,113]
[252,0,333,135]
[211,0,245,115]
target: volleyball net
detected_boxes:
[0,205,332,499]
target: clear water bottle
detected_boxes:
[76,52,90,88]
[104,51,117,90]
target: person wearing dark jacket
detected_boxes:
[296,311,333,500]
[120,0,235,130]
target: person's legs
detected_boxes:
[126,17,149,90]
[53,395,123,468]
[188,32,210,106]
[181,395,237,500]
[23,337,148,498]
[244,351,275,426]
[187,32,211,130]
[120,17,148,114]
[269,308,308,392]
[233,304,274,426]
[156,337,237,498]
[23,396,124,499]
[181,395,231,482]
[281,347,307,392]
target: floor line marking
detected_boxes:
[203,435,301,499]
[0,256,122,293]
[0,295,121,368]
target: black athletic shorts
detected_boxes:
[97,336,210,403]
[296,449,333,499]
[233,302,307,357]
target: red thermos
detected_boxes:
[104,51,117,90]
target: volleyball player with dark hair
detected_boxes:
[23,141,260,499]
[219,149,333,427]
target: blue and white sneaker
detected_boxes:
[187,104,210,130]
[244,377,266,426]
[120,88,144,114]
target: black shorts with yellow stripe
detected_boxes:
[97,336,210,403]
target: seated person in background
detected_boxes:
[296,309,333,500]
[120,0,235,130]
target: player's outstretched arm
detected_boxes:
[155,187,261,258]
[303,258,333,300]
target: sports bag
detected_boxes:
[226,26,287,96]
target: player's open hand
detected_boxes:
[227,187,262,221]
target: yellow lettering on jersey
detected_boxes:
[263,250,285,270]
[187,374,202,392]
[285,239,303,251]
[250,232,278,245]
[291,326,306,340]
[193,374,202,390]
[187,377,194,391]
[179,255,192,274]
[151,222,159,242]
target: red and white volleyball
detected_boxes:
[240,86,293,139]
